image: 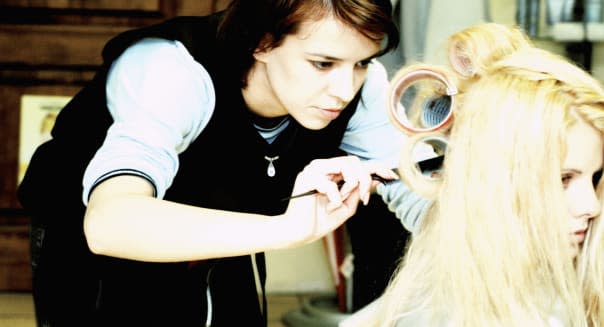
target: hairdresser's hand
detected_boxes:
[282,156,397,245]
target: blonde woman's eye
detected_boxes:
[561,174,572,188]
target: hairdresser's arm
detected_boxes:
[341,60,431,233]
[375,182,431,233]
[81,38,213,204]
[85,175,303,261]
[85,154,379,262]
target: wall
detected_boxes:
[265,241,337,294]
[420,0,604,80]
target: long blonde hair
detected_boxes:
[379,23,604,326]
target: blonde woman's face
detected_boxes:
[562,121,603,258]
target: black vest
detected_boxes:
[18,13,358,326]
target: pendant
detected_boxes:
[264,156,279,177]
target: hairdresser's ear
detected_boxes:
[253,35,273,63]
[253,47,270,63]
[448,43,475,77]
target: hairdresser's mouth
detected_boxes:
[316,107,343,120]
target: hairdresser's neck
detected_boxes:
[242,62,288,118]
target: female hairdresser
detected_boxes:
[17,0,429,326]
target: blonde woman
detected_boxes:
[342,22,604,327]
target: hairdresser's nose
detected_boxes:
[327,67,356,103]
[569,181,601,220]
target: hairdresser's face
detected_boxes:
[252,16,381,130]
[563,121,603,258]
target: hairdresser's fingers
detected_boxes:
[295,161,342,207]
[286,157,394,244]
[338,158,401,205]
[335,155,368,203]
[291,156,392,211]
[283,173,344,243]
[316,190,361,235]
[364,160,400,189]
[302,156,374,208]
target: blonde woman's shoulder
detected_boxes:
[339,297,383,327]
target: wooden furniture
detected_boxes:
[0,0,231,291]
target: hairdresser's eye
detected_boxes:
[593,169,603,188]
[356,59,373,69]
[311,60,333,70]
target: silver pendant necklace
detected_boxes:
[264,156,279,177]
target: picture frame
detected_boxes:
[18,94,71,185]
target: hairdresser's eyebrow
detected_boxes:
[306,52,379,62]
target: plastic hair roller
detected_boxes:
[388,67,457,135]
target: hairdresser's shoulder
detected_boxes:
[361,59,389,98]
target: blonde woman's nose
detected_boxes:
[573,185,601,219]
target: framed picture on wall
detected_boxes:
[18,94,71,185]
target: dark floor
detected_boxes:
[0,292,348,327]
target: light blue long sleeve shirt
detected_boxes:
[82,38,429,232]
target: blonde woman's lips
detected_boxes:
[573,229,587,243]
